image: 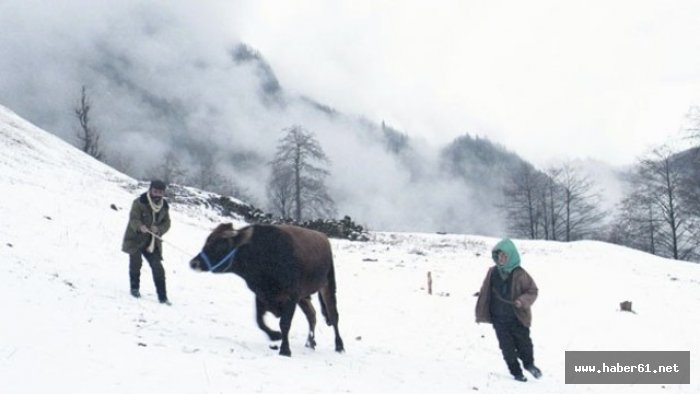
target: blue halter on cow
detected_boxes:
[189,223,345,357]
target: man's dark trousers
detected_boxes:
[129,248,166,301]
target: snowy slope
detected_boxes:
[0,104,699,394]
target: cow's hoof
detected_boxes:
[305,338,317,349]
[336,338,345,353]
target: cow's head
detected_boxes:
[189,223,251,273]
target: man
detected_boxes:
[475,238,542,382]
[121,180,171,305]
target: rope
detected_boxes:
[491,286,516,306]
[144,228,194,257]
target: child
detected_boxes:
[475,238,542,382]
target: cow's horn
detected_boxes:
[223,230,238,238]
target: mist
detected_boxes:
[0,0,506,235]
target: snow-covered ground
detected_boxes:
[1,104,698,393]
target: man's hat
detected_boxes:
[150,179,167,190]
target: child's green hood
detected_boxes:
[492,238,521,277]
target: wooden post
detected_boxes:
[427,271,432,295]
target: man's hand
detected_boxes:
[139,224,149,233]
[514,299,523,308]
[150,225,159,235]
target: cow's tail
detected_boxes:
[319,260,338,326]
[319,252,345,352]
[318,292,328,324]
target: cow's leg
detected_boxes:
[278,299,297,357]
[319,286,345,353]
[256,297,282,341]
[298,296,317,349]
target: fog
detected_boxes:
[0,0,508,234]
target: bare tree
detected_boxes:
[267,125,336,221]
[268,164,295,218]
[502,163,544,239]
[610,183,662,255]
[558,163,606,241]
[636,146,693,259]
[611,110,700,260]
[503,162,604,242]
[678,151,700,214]
[74,85,103,160]
[540,166,566,240]
[676,147,700,260]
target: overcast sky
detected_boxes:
[231,0,700,166]
[3,0,700,232]
[2,1,700,167]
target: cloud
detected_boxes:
[0,0,510,235]
[5,0,698,235]
[232,0,700,166]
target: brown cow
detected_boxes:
[189,223,344,357]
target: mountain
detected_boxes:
[5,0,634,236]
[0,2,551,235]
[441,134,529,192]
[2,105,699,393]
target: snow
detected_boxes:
[1,103,699,393]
